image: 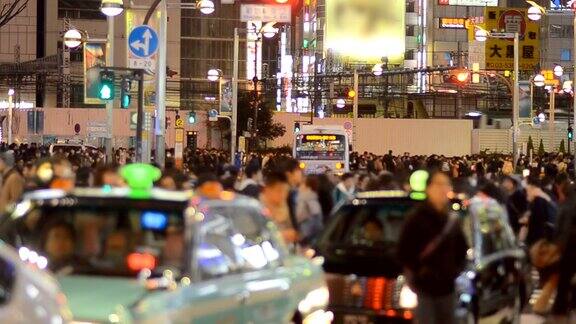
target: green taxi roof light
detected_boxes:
[120,164,161,199]
[409,170,428,201]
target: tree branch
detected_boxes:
[0,0,28,29]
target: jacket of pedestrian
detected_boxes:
[397,202,468,296]
[296,189,323,245]
[0,168,24,212]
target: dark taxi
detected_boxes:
[315,190,527,324]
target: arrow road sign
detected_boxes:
[129,25,158,58]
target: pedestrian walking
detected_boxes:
[397,171,468,324]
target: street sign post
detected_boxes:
[128,25,159,69]
[209,109,219,122]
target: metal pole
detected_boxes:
[512,32,520,166]
[105,15,114,162]
[573,15,576,179]
[7,92,12,145]
[231,28,239,164]
[136,70,145,163]
[550,89,555,152]
[352,69,359,149]
[154,0,167,168]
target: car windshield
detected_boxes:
[295,134,346,161]
[2,206,185,277]
[321,201,412,250]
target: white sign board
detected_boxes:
[446,0,497,6]
[240,4,291,23]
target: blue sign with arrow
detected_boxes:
[128,25,158,58]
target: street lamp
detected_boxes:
[63,29,82,48]
[207,69,222,82]
[554,64,564,77]
[7,89,14,145]
[474,29,488,42]
[372,64,384,76]
[527,5,542,21]
[533,74,545,87]
[100,0,123,17]
[336,98,346,109]
[197,0,215,15]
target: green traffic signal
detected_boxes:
[569,127,574,141]
[98,71,115,101]
[188,111,196,124]
[120,78,132,108]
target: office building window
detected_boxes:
[405,50,414,60]
[406,0,415,13]
[561,49,571,61]
[550,25,573,38]
[406,25,415,37]
[58,0,106,20]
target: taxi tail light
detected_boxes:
[127,252,157,272]
[363,277,391,311]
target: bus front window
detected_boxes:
[295,134,346,161]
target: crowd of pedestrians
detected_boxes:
[2,143,576,322]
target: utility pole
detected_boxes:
[105,15,115,162]
[352,69,359,149]
[154,1,167,168]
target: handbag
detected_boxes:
[529,239,561,269]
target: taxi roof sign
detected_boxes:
[120,164,162,199]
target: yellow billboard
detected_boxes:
[325,0,405,64]
[483,7,539,71]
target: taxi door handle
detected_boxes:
[236,291,250,304]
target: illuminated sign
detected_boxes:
[305,135,337,141]
[439,0,497,6]
[325,0,405,64]
[483,8,540,71]
[439,18,467,29]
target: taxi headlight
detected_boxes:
[399,285,418,309]
[298,286,329,314]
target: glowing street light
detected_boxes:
[533,74,545,87]
[100,0,123,17]
[207,69,222,82]
[527,5,542,21]
[372,64,383,76]
[336,98,346,109]
[474,29,488,42]
[554,65,564,77]
[198,0,215,15]
[63,29,83,48]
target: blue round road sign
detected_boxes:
[209,109,219,118]
[128,25,159,58]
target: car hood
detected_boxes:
[59,275,147,322]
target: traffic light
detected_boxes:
[444,70,470,84]
[346,88,356,99]
[120,78,132,109]
[294,122,301,133]
[188,111,196,124]
[569,127,574,141]
[98,70,115,101]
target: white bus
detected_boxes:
[293,125,350,174]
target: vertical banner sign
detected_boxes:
[174,117,184,169]
[83,42,107,104]
[219,79,233,116]
[484,7,540,70]
[518,81,532,123]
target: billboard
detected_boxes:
[325,0,405,64]
[483,7,540,71]
[83,42,107,105]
